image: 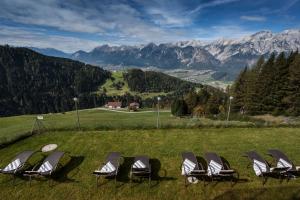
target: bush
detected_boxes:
[171,99,188,117]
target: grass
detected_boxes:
[0,109,255,146]
[99,71,169,99]
[1,128,300,200]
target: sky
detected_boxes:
[0,0,299,52]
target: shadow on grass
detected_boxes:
[149,158,177,188]
[213,186,300,200]
[52,155,85,183]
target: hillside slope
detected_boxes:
[0,45,111,116]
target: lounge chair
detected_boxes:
[0,150,35,184]
[267,149,300,177]
[24,151,65,186]
[244,151,288,184]
[93,152,122,187]
[181,152,206,186]
[130,155,151,186]
[205,152,239,183]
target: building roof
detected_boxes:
[129,102,139,106]
[107,102,122,107]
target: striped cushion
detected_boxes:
[253,159,267,176]
[133,160,146,169]
[37,161,53,173]
[3,159,21,172]
[99,161,116,173]
[277,158,293,169]
[208,160,222,175]
[181,159,196,175]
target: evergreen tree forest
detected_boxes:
[123,68,199,93]
[232,51,300,116]
[0,45,111,116]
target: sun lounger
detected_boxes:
[24,151,65,186]
[0,150,35,184]
[181,152,206,186]
[130,155,151,186]
[267,149,300,177]
[205,152,239,182]
[93,152,122,187]
[244,151,288,184]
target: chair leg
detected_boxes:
[148,176,151,188]
[48,179,51,187]
[262,176,267,185]
[12,175,16,186]
[96,176,99,188]
[130,173,133,188]
[29,175,32,187]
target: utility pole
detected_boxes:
[73,97,81,129]
[227,96,233,121]
[156,96,161,128]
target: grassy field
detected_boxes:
[100,71,169,99]
[1,128,300,200]
[0,109,254,146]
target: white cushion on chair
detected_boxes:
[208,160,222,175]
[133,160,146,169]
[37,161,53,173]
[277,158,293,169]
[181,159,196,175]
[3,159,21,172]
[99,161,116,173]
[253,159,267,176]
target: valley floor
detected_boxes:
[1,128,300,200]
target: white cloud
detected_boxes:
[0,0,194,45]
[189,0,240,15]
[241,15,266,22]
[0,0,265,51]
[0,25,101,52]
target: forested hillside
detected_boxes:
[123,69,200,93]
[232,51,300,116]
[0,45,111,116]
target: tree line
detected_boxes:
[232,51,300,116]
[123,68,199,93]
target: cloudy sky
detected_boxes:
[0,0,299,52]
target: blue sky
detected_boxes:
[0,0,299,52]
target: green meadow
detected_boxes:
[0,108,254,146]
[1,128,300,199]
[1,110,300,199]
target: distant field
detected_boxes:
[100,71,169,99]
[0,108,254,146]
[1,128,300,200]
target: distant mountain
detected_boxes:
[203,29,300,68]
[29,47,71,58]
[29,29,300,80]
[71,43,221,70]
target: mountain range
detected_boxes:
[30,29,300,80]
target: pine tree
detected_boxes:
[259,53,276,113]
[244,56,264,114]
[272,52,288,114]
[286,54,300,115]
[232,67,248,112]
[184,90,198,114]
